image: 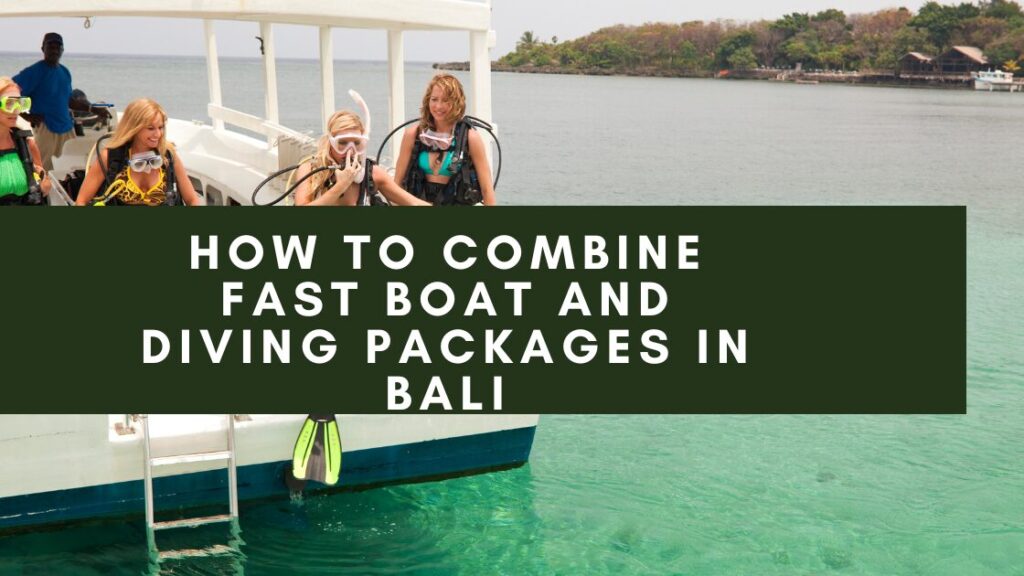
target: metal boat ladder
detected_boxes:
[141,414,240,563]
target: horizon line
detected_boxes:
[0,50,447,65]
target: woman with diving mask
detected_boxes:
[0,76,51,205]
[394,73,495,206]
[75,98,202,206]
[294,90,428,206]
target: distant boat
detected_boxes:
[972,70,1015,91]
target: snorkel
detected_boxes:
[349,89,370,141]
[339,89,370,184]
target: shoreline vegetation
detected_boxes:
[438,1,1024,88]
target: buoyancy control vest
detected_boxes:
[94,135,180,206]
[402,120,482,206]
[0,129,45,205]
[355,158,388,206]
[314,158,381,206]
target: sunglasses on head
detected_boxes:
[418,130,453,151]
[329,133,368,156]
[0,96,31,115]
[128,153,163,173]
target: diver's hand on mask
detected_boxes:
[332,169,350,192]
[333,153,360,191]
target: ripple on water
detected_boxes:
[0,64,1021,575]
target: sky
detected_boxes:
[0,1,929,62]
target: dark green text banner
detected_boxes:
[0,207,964,413]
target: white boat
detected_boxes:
[5,0,500,206]
[0,0,537,533]
[972,69,1016,91]
[0,414,537,531]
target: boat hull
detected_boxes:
[0,426,536,531]
[973,80,1014,91]
[0,415,537,531]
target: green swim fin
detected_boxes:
[291,414,342,486]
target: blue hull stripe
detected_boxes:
[0,426,535,531]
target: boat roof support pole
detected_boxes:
[387,30,405,163]
[260,21,279,146]
[469,30,495,165]
[204,20,224,131]
[319,26,335,131]
[468,30,493,123]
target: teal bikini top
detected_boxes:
[417,139,457,178]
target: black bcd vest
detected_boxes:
[97,135,181,206]
[401,120,483,206]
[3,129,45,205]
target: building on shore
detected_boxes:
[899,46,989,80]
[899,52,935,75]
[934,46,988,76]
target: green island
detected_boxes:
[439,1,1024,87]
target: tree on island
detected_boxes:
[517,31,538,50]
[497,0,1024,76]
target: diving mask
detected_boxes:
[327,89,373,184]
[129,152,163,173]
[418,130,453,151]
[329,134,367,184]
[329,133,368,157]
[0,96,31,115]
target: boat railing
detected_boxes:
[3,2,496,191]
[207,104,310,147]
[46,172,76,206]
[277,133,318,171]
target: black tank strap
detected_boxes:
[164,149,180,206]
[358,158,375,206]
[442,121,475,205]
[12,129,43,204]
[403,130,426,200]
[103,140,128,191]
[452,121,471,167]
[11,130,37,187]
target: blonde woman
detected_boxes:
[76,98,201,206]
[294,90,427,206]
[0,76,50,205]
[394,73,495,206]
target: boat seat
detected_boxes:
[50,132,112,180]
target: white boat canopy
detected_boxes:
[2,0,496,154]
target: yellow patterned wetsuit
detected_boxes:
[97,164,168,206]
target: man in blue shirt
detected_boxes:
[13,33,75,171]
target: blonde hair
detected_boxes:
[106,98,172,156]
[419,73,466,132]
[0,77,20,96]
[308,110,364,196]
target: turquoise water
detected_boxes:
[2,412,1022,574]
[0,55,1021,574]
